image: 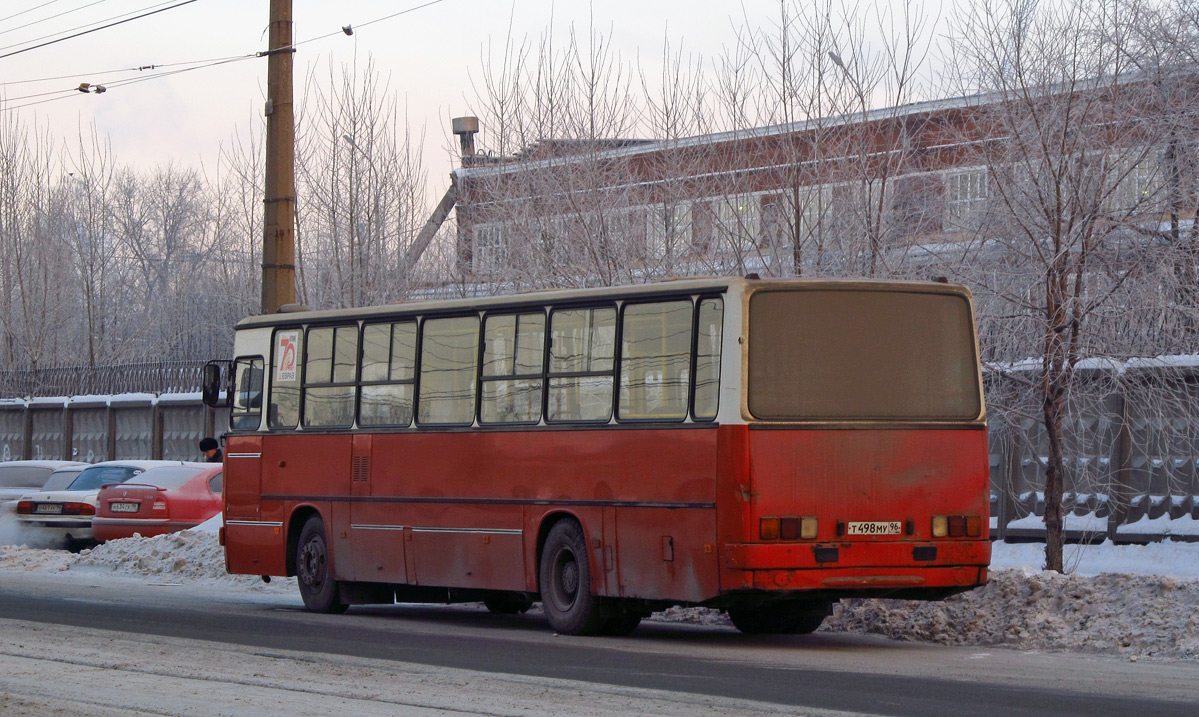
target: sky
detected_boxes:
[0,0,847,192]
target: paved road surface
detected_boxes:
[0,570,1194,716]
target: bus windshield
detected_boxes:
[747,288,981,420]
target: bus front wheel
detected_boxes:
[296,516,348,614]
[539,520,609,635]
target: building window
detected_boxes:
[797,186,831,238]
[1116,150,1162,212]
[714,194,761,252]
[944,169,988,230]
[473,224,508,273]
[647,203,692,260]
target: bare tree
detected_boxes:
[295,54,428,309]
[946,0,1184,571]
[63,123,118,366]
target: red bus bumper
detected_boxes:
[723,539,990,593]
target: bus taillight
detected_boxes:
[932,515,983,538]
[760,516,818,540]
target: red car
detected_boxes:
[92,464,222,541]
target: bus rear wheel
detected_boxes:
[727,601,826,634]
[296,516,348,614]
[539,519,610,635]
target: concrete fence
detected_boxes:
[987,358,1199,543]
[0,393,229,464]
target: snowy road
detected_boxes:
[0,568,1195,717]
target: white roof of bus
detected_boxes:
[235,276,969,329]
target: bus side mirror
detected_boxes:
[202,361,230,407]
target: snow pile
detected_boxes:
[826,571,1199,660]
[68,527,294,591]
[0,544,75,572]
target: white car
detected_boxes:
[0,460,87,502]
[0,461,87,520]
[14,460,205,551]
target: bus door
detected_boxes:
[348,434,408,583]
[223,434,270,574]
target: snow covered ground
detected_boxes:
[1,515,1196,662]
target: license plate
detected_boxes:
[34,503,62,514]
[110,502,139,513]
[847,521,902,536]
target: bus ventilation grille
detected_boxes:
[352,456,370,483]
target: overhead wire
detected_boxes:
[0,0,451,112]
[0,0,198,60]
[0,54,247,86]
[283,0,450,52]
[0,0,113,39]
[2,53,254,111]
[0,0,71,25]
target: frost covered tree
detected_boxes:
[945,0,1199,571]
[295,55,428,309]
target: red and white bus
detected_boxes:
[205,277,990,635]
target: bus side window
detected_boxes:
[359,321,416,427]
[693,297,724,420]
[303,325,359,428]
[480,312,545,424]
[417,316,480,425]
[619,300,692,421]
[230,357,264,430]
[268,329,303,429]
[547,307,616,422]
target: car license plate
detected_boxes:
[847,521,902,536]
[110,502,139,513]
[34,503,62,514]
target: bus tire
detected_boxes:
[727,602,825,634]
[539,519,610,635]
[296,516,348,614]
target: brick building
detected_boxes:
[449,77,1179,285]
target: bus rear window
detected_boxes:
[747,289,981,420]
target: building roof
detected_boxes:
[452,90,989,181]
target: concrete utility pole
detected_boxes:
[261,0,296,314]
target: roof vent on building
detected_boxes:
[452,116,479,156]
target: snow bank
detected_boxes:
[648,541,1199,660]
[826,571,1199,660]
[2,529,1197,660]
[77,529,295,591]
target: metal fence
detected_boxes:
[0,361,209,399]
